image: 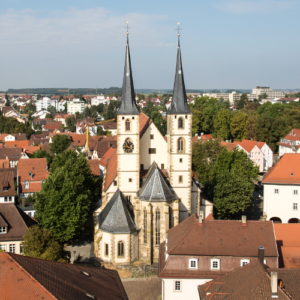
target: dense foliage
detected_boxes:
[50,134,71,154]
[35,151,100,242]
[0,116,34,138]
[23,225,68,262]
[30,149,53,165]
[193,140,259,219]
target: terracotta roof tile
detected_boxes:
[205,213,214,220]
[220,141,238,152]
[87,160,101,176]
[102,122,117,130]
[99,147,116,168]
[283,129,300,141]
[236,139,266,152]
[0,252,128,300]
[104,149,117,192]
[0,170,15,197]
[5,140,29,148]
[0,159,9,168]
[262,154,300,184]
[0,148,22,161]
[24,146,42,155]
[192,134,213,144]
[139,112,152,138]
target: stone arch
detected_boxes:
[117,240,125,257]
[288,218,300,223]
[270,217,282,223]
[178,117,184,129]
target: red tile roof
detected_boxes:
[205,213,214,220]
[220,141,238,152]
[87,159,100,176]
[5,140,29,148]
[192,134,213,144]
[236,139,266,153]
[68,133,86,147]
[262,154,300,184]
[24,146,42,155]
[283,129,300,141]
[140,112,152,138]
[100,147,116,168]
[167,214,277,257]
[0,170,15,197]
[102,122,117,130]
[0,159,9,168]
[0,252,128,300]
[104,150,117,192]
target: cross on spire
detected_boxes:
[176,22,182,46]
[125,21,130,35]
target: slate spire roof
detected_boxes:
[98,189,137,234]
[137,161,178,202]
[168,35,192,115]
[117,35,140,116]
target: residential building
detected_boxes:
[0,148,26,167]
[31,109,51,119]
[0,203,36,254]
[279,128,300,156]
[0,133,27,142]
[4,140,30,149]
[262,153,300,223]
[76,118,97,136]
[94,35,211,266]
[91,137,117,160]
[248,86,284,101]
[36,97,59,112]
[203,91,241,104]
[18,158,49,198]
[274,223,300,268]
[159,214,278,300]
[198,259,299,300]
[0,252,129,300]
[91,95,110,106]
[0,159,9,168]
[67,98,86,114]
[235,139,273,172]
[0,170,15,203]
[99,147,116,178]
[54,113,69,126]
[100,121,118,135]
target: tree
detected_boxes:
[23,101,36,114]
[45,113,53,119]
[204,148,259,219]
[5,93,9,106]
[23,225,68,262]
[138,94,145,101]
[30,149,53,165]
[97,126,106,136]
[258,93,268,101]
[37,94,42,100]
[65,116,76,132]
[214,109,232,141]
[47,105,56,113]
[192,139,224,185]
[35,151,100,242]
[50,134,71,155]
[236,93,248,110]
[230,112,248,141]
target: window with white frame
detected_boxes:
[174,280,181,292]
[0,245,6,251]
[211,258,220,270]
[0,227,6,234]
[189,258,198,269]
[294,190,298,195]
[240,259,250,266]
[274,189,279,194]
[293,203,298,211]
[24,180,29,190]
[9,244,15,253]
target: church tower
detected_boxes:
[116,33,140,203]
[166,33,193,222]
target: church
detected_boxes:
[94,33,213,265]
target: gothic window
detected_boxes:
[125,119,131,131]
[155,208,160,245]
[143,208,147,244]
[177,137,185,153]
[178,117,184,129]
[117,241,124,257]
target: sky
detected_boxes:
[1,0,300,90]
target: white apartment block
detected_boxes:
[263,153,300,224]
[36,97,59,112]
[248,86,284,101]
[91,95,110,106]
[203,91,241,104]
[67,99,86,114]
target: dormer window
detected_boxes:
[0,227,7,234]
[211,258,220,270]
[189,258,198,269]
[24,180,29,190]
[241,259,250,266]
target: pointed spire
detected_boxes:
[168,27,192,115]
[117,29,139,116]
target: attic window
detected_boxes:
[81,271,90,277]
[291,173,294,176]
[0,227,7,234]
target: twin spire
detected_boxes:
[117,23,191,116]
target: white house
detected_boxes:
[36,97,59,112]
[91,95,110,106]
[32,109,51,119]
[279,129,300,157]
[67,98,86,114]
[262,153,300,224]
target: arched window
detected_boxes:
[125,119,131,131]
[118,241,124,257]
[178,117,184,129]
[155,208,160,245]
[24,180,29,190]
[143,208,147,244]
[177,137,185,153]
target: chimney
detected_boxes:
[21,198,25,207]
[271,272,278,297]
[242,215,247,226]
[199,211,204,226]
[258,247,264,263]
[29,172,33,180]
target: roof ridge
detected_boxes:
[169,218,198,254]
[112,266,129,300]
[5,253,56,299]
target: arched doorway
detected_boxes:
[288,218,300,223]
[270,217,282,223]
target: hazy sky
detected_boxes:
[1,0,299,90]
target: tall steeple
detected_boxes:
[168,29,192,115]
[117,31,139,116]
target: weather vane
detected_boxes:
[176,22,182,36]
[125,21,130,35]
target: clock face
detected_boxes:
[123,138,134,153]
